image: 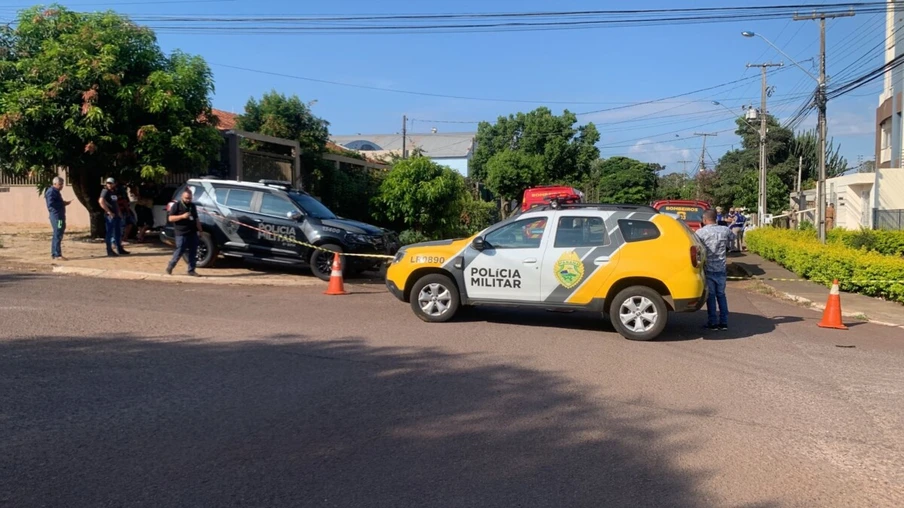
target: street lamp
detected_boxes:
[713,99,769,223]
[743,29,828,243]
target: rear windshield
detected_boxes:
[657,205,706,223]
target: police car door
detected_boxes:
[540,211,615,305]
[250,192,304,258]
[465,215,549,302]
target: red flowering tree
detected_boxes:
[0,6,222,236]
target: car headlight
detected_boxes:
[393,249,406,263]
[346,233,370,244]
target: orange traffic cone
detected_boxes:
[817,279,847,330]
[324,252,348,296]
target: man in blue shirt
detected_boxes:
[729,209,746,252]
[695,209,734,331]
[45,176,71,260]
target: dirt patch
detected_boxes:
[0,224,384,287]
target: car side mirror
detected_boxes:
[471,236,486,251]
[287,210,303,221]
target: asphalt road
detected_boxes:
[1,270,902,507]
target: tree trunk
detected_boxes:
[70,167,106,238]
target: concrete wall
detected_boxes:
[0,185,91,228]
[877,167,904,209]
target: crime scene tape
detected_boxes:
[196,209,396,260]
[727,276,904,284]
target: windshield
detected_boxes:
[288,192,337,219]
[658,205,705,223]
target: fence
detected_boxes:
[241,150,293,183]
[874,209,904,230]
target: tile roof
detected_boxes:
[211,109,238,130]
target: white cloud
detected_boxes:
[785,110,874,137]
[624,139,696,172]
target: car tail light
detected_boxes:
[165,201,174,212]
[691,245,699,268]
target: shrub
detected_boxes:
[827,228,904,257]
[746,228,904,304]
[399,229,431,246]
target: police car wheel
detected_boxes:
[310,244,343,281]
[410,274,460,323]
[182,232,218,268]
[610,286,668,341]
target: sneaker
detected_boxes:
[186,271,200,277]
[107,251,118,257]
[702,324,719,331]
[718,324,728,331]
[118,249,130,255]
[165,266,173,275]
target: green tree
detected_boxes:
[235,90,329,190]
[583,157,660,204]
[470,107,599,201]
[0,6,222,236]
[373,156,470,239]
[790,128,848,181]
[655,172,695,200]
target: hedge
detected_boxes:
[827,229,904,257]
[745,228,904,304]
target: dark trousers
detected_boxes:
[104,215,123,254]
[168,233,198,273]
[50,216,65,258]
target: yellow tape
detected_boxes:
[199,209,395,261]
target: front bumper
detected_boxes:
[386,278,405,301]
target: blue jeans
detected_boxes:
[168,233,198,273]
[705,270,729,326]
[104,215,123,253]
[50,216,65,258]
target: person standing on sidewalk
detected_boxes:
[98,177,130,257]
[165,188,202,277]
[45,176,71,260]
[695,209,734,331]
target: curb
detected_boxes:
[51,265,325,287]
[730,262,904,329]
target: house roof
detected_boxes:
[211,109,238,130]
[330,132,476,158]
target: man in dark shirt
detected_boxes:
[166,187,202,276]
[45,176,71,260]
[98,177,129,256]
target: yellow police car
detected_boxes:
[385,203,707,341]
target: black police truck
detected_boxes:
[160,178,399,280]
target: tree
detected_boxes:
[470,107,599,201]
[0,7,222,236]
[235,90,329,189]
[655,172,695,201]
[583,157,660,204]
[372,156,470,239]
[790,128,848,181]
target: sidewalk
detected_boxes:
[0,225,363,287]
[729,251,904,329]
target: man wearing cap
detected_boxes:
[98,177,130,257]
[45,176,71,260]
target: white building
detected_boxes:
[868,0,904,228]
[792,169,904,230]
[330,132,476,176]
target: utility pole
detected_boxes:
[746,62,783,226]
[692,133,717,200]
[401,115,408,159]
[794,8,855,243]
[678,160,692,174]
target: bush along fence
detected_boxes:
[745,228,904,305]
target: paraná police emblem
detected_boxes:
[554,251,584,289]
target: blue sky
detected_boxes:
[1,1,885,174]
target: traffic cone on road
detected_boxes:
[817,279,847,330]
[324,252,348,296]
